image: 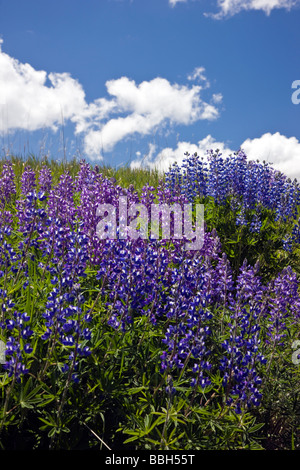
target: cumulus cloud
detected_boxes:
[168,0,300,16]
[187,67,208,83]
[131,132,300,180]
[0,40,86,133]
[82,76,220,157]
[241,132,300,179]
[130,135,233,171]
[206,0,300,18]
[169,0,188,6]
[212,93,223,104]
[0,41,220,159]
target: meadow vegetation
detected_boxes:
[0,150,300,450]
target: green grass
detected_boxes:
[1,153,300,451]
[0,154,163,193]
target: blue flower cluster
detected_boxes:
[0,151,300,414]
[165,149,300,230]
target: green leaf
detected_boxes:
[127,386,147,395]
[248,422,265,433]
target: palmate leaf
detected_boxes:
[38,416,56,429]
[36,393,56,408]
[122,413,167,444]
[18,378,45,409]
[167,431,186,447]
[126,385,148,395]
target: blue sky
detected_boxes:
[0,0,300,177]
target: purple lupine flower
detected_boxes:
[47,171,76,226]
[206,149,228,205]
[38,165,52,192]
[265,266,300,348]
[220,260,267,411]
[212,252,235,306]
[3,336,28,381]
[0,161,16,204]
[163,149,300,237]
[0,163,15,229]
[0,209,13,229]
[75,159,96,191]
[21,166,36,196]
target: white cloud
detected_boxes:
[85,77,219,157]
[169,0,188,6]
[187,67,208,83]
[0,41,220,160]
[104,77,209,124]
[76,76,220,157]
[241,132,300,179]
[131,132,300,181]
[212,93,223,104]
[84,113,158,155]
[0,42,86,133]
[206,0,300,18]
[131,143,158,169]
[73,98,117,134]
[130,135,233,171]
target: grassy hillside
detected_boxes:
[0,151,300,451]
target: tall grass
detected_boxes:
[0,154,163,193]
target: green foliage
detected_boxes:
[0,154,300,450]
